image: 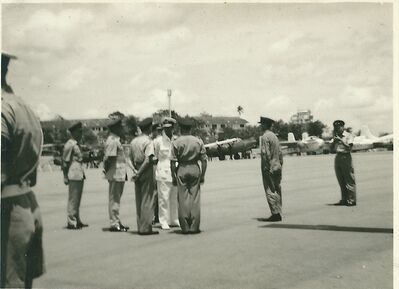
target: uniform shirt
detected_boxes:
[260,130,282,173]
[335,131,354,153]
[130,134,155,169]
[154,131,174,182]
[170,135,207,163]
[62,138,85,181]
[1,92,42,189]
[104,133,127,181]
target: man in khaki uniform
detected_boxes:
[170,118,207,234]
[332,120,356,206]
[62,122,88,229]
[103,118,129,232]
[130,118,158,235]
[1,52,45,288]
[259,116,283,222]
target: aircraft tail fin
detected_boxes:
[302,132,309,140]
[360,125,378,140]
[288,132,295,142]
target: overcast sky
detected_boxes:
[2,2,393,134]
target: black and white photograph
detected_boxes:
[1,1,395,288]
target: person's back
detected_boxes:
[172,135,204,163]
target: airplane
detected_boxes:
[353,125,393,151]
[280,132,328,155]
[204,137,258,160]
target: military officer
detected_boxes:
[154,117,179,230]
[259,116,283,222]
[170,118,208,234]
[62,122,88,229]
[332,120,356,206]
[103,118,130,232]
[151,122,162,224]
[130,117,159,235]
[1,52,45,288]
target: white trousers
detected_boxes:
[157,181,179,227]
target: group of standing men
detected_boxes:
[1,50,356,288]
[62,114,208,235]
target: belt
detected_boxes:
[2,182,31,198]
[178,160,199,165]
[336,151,351,155]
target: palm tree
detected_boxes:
[237,105,244,116]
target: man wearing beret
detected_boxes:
[62,122,88,229]
[170,118,208,234]
[331,120,356,206]
[1,52,45,288]
[259,116,283,222]
[103,118,130,232]
[154,117,180,230]
[130,117,159,235]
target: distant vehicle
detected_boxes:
[205,137,257,160]
[280,132,328,155]
[360,125,393,151]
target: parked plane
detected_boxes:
[205,137,257,160]
[355,125,393,151]
[280,132,327,155]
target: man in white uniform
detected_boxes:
[154,117,179,230]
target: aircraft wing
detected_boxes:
[204,138,240,148]
[279,141,299,149]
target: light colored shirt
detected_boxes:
[130,134,155,169]
[63,138,85,181]
[335,131,354,153]
[170,135,207,163]
[104,133,127,181]
[154,131,174,182]
[260,130,282,173]
[1,92,43,189]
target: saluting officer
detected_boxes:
[154,117,179,230]
[259,116,283,222]
[130,118,159,235]
[1,52,45,288]
[332,120,356,206]
[170,118,208,234]
[103,118,130,232]
[62,122,88,229]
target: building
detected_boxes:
[290,110,313,124]
[194,115,249,134]
[41,118,112,134]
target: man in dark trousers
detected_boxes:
[259,116,283,222]
[170,118,208,234]
[331,120,356,206]
[130,118,159,235]
[1,52,45,288]
[62,122,88,229]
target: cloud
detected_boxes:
[262,96,297,121]
[338,86,375,108]
[33,103,57,121]
[56,66,93,92]
[269,32,304,53]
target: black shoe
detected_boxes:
[109,225,124,232]
[119,223,129,231]
[77,222,89,228]
[265,214,282,222]
[333,200,347,206]
[346,201,357,207]
[138,231,159,235]
[67,224,81,230]
[189,230,201,234]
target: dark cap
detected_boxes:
[333,120,345,127]
[178,117,195,128]
[258,116,275,125]
[107,118,123,129]
[139,117,153,130]
[2,52,17,60]
[162,117,177,128]
[68,122,83,132]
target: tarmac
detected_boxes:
[33,151,393,289]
